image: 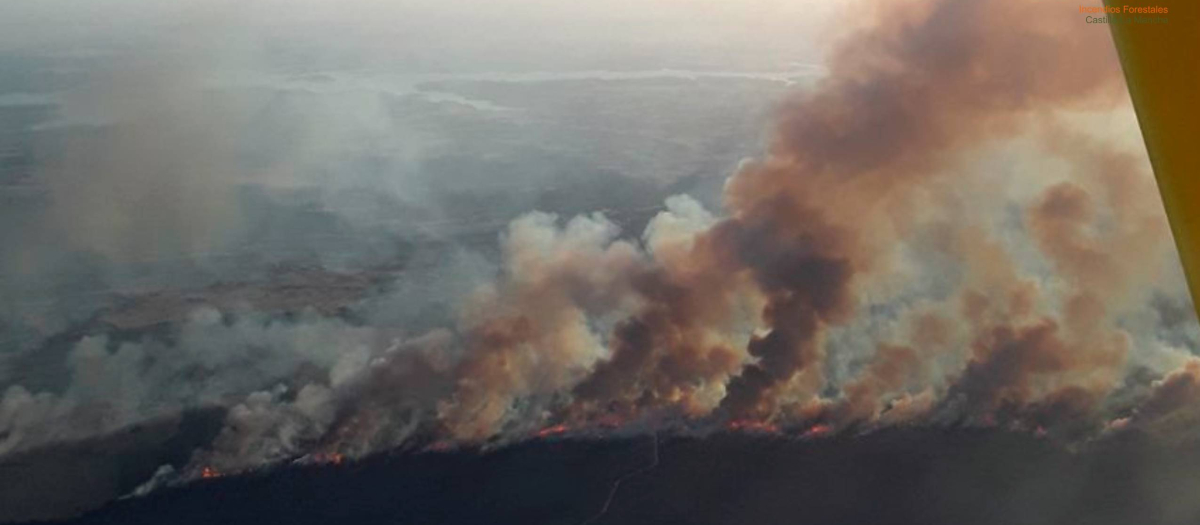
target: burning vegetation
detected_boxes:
[154,0,1199,483]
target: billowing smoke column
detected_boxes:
[7,0,1198,487]
[429,0,1152,441]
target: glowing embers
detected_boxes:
[534,424,570,438]
[800,424,832,439]
[310,452,346,465]
[726,419,834,439]
[726,419,780,434]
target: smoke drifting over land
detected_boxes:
[3,0,1200,519]
[419,0,1180,444]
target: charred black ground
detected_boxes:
[18,429,1200,525]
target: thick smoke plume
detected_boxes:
[425,0,1160,441]
[5,0,1200,496]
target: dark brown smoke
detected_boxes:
[1135,359,1200,425]
[256,0,1194,459]
[706,0,1129,422]
[428,0,1150,441]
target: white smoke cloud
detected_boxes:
[3,1,1200,515]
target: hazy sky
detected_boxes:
[6,1,1200,522]
[0,0,845,71]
